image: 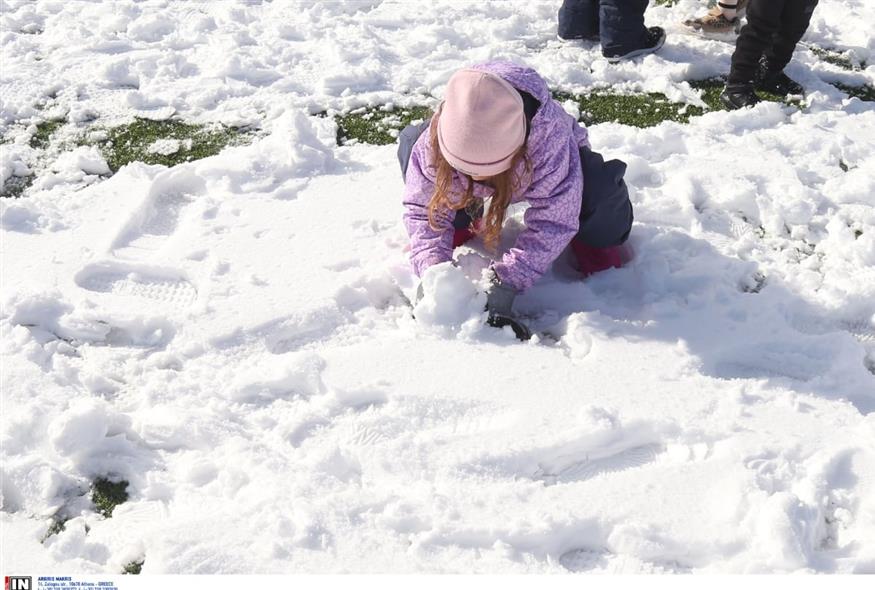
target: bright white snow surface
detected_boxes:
[2,0,875,575]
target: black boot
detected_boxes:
[754,60,804,96]
[720,83,760,109]
[605,27,666,63]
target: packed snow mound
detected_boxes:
[412,262,487,333]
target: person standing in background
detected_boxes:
[557,0,666,63]
[720,0,819,109]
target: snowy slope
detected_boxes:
[2,0,875,574]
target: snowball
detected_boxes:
[412,262,486,328]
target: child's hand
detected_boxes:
[484,269,517,317]
[484,270,531,340]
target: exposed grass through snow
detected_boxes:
[1,117,254,198]
[97,118,253,173]
[92,477,129,518]
[3,70,871,198]
[123,559,144,574]
[335,105,432,146]
[29,118,65,150]
[333,79,797,144]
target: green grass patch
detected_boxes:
[335,105,432,146]
[92,477,129,517]
[123,559,144,575]
[831,82,875,102]
[97,118,252,172]
[557,89,717,127]
[809,46,861,71]
[688,78,728,111]
[556,79,789,129]
[333,82,798,143]
[1,175,34,199]
[3,116,253,198]
[30,118,66,150]
[688,77,791,109]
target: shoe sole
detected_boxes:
[681,16,741,36]
[683,28,739,43]
[605,31,666,63]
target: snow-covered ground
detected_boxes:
[2,0,875,575]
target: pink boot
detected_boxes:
[570,240,632,277]
[452,219,482,248]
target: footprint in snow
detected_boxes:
[709,339,835,382]
[559,547,691,574]
[789,313,875,343]
[534,443,664,486]
[75,262,197,309]
[109,168,207,262]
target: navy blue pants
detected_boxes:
[557,0,649,58]
[397,122,632,248]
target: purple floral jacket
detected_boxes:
[402,61,590,291]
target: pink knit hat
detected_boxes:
[437,68,525,177]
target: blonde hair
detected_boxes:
[426,114,529,253]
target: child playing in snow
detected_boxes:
[683,0,749,35]
[397,62,633,339]
[720,0,819,109]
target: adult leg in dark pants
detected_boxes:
[599,0,650,60]
[557,0,600,40]
[722,0,818,108]
[558,0,662,62]
[762,0,818,77]
[571,147,634,276]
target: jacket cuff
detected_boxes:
[412,253,452,277]
[490,262,525,292]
